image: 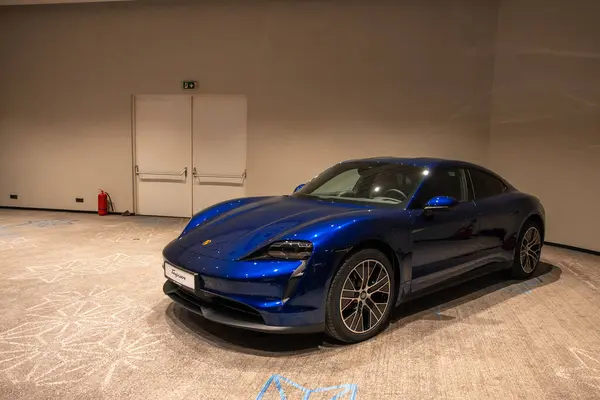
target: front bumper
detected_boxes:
[163,280,324,334]
[162,237,338,332]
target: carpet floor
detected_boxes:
[0,209,599,400]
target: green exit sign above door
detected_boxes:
[182,81,198,90]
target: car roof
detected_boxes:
[340,156,514,187]
[340,156,479,169]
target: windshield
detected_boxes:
[293,161,429,207]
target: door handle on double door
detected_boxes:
[135,165,188,178]
[192,167,247,181]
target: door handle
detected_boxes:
[193,168,247,181]
[135,165,187,178]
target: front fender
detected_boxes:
[282,211,412,319]
[299,211,410,280]
[280,210,411,254]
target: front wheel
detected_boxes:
[325,249,396,343]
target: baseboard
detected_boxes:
[0,205,123,215]
[545,241,600,257]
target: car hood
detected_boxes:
[173,196,372,260]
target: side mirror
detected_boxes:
[423,196,458,215]
[293,183,305,193]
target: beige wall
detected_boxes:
[0,0,498,212]
[4,0,597,251]
[489,0,600,251]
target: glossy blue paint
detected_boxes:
[293,183,306,193]
[162,157,545,333]
[424,195,458,209]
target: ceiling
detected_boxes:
[0,0,134,5]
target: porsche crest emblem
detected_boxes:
[202,239,212,246]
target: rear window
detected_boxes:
[469,169,506,200]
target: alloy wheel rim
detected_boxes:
[339,259,391,334]
[520,227,541,273]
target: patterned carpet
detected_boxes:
[0,209,599,399]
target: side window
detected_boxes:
[411,168,468,208]
[469,169,506,200]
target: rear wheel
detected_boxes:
[325,249,396,343]
[510,221,542,279]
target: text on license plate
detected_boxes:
[164,263,195,290]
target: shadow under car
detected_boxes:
[163,262,561,357]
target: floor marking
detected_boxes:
[10,253,150,283]
[554,261,579,276]
[11,220,77,228]
[0,286,164,388]
[0,237,36,252]
[555,348,600,391]
[94,222,169,243]
[256,374,358,399]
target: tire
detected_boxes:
[325,249,396,343]
[510,221,542,279]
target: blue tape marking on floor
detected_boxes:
[524,278,543,288]
[501,282,534,295]
[12,220,77,228]
[255,375,275,400]
[273,376,287,399]
[256,374,358,400]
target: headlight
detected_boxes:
[267,241,313,260]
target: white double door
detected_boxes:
[134,95,247,217]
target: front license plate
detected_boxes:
[164,263,195,290]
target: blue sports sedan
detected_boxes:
[162,157,545,343]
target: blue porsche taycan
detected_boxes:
[162,157,545,343]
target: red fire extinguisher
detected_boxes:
[98,190,108,216]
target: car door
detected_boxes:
[408,167,480,292]
[468,168,515,264]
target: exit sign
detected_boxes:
[182,80,198,90]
